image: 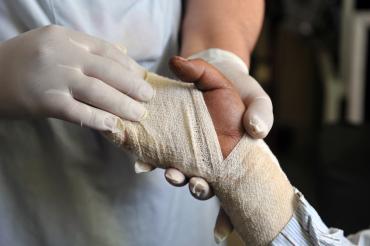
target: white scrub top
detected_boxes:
[0,1,222,246]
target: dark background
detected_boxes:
[229,1,370,244]
[255,0,370,236]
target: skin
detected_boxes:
[168,56,245,241]
[169,57,245,158]
[180,0,265,66]
[165,0,269,196]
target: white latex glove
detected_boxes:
[163,48,274,243]
[0,25,154,131]
[189,48,274,138]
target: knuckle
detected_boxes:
[42,24,59,32]
[98,42,114,57]
[32,26,65,63]
[40,25,64,38]
[38,91,70,117]
[127,59,145,77]
[33,44,54,64]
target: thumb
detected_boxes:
[169,56,233,91]
[234,75,274,139]
[243,96,273,139]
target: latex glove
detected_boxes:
[188,48,273,138]
[164,49,274,243]
[0,25,154,131]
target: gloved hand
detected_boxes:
[0,25,154,131]
[163,49,274,243]
[190,48,273,139]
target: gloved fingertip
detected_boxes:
[165,169,186,186]
[245,114,268,139]
[244,109,274,139]
[243,97,274,139]
[104,116,120,134]
[214,209,233,244]
[189,177,213,200]
[130,104,147,122]
[138,82,155,101]
[134,160,155,173]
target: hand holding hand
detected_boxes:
[135,55,250,243]
[165,50,274,199]
[164,50,274,243]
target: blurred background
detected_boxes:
[229,0,370,245]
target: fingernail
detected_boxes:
[130,104,147,121]
[165,170,185,185]
[139,82,155,101]
[249,115,267,137]
[104,116,119,133]
[214,230,228,244]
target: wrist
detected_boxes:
[187,48,249,74]
[180,31,252,66]
[212,136,296,245]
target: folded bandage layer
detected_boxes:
[108,72,296,245]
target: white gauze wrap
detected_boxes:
[108,72,297,245]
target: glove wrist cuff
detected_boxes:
[188,48,249,74]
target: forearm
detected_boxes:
[180,0,265,66]
[214,136,355,246]
[211,136,296,245]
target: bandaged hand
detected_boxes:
[165,49,274,241]
[166,49,273,183]
[0,25,153,131]
[107,57,295,245]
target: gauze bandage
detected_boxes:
[108,72,297,245]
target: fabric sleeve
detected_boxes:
[271,189,368,246]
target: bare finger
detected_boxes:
[169,56,233,91]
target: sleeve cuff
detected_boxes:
[271,188,352,246]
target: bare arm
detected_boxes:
[180,0,265,66]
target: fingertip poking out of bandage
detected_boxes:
[106,72,297,246]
